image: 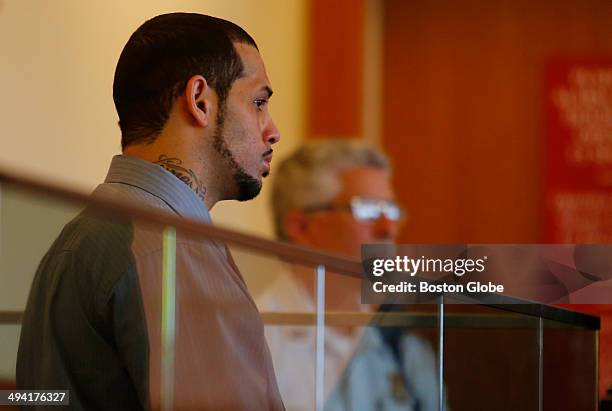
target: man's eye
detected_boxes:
[254,99,268,110]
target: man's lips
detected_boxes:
[262,149,273,166]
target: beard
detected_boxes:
[212,104,263,202]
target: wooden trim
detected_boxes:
[309,0,365,138]
[362,0,384,145]
[0,311,21,324]
[260,311,574,329]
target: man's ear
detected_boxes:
[283,210,311,245]
[184,75,213,128]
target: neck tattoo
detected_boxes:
[154,155,206,202]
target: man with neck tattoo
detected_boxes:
[17,13,283,410]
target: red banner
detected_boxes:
[545,58,612,242]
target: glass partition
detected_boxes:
[0,184,81,391]
[231,246,321,410]
[443,302,541,411]
[230,241,446,411]
[0,177,600,411]
[542,318,598,411]
[325,303,443,411]
[0,323,20,385]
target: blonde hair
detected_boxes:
[270,139,390,239]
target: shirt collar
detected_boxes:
[104,154,211,223]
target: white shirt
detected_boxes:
[257,272,445,411]
[256,273,358,411]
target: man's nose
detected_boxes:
[263,118,281,145]
[373,215,399,241]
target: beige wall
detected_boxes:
[0,0,307,238]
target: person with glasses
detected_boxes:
[257,140,444,411]
[271,140,403,259]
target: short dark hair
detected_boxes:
[113,13,258,148]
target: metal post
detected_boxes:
[161,227,176,411]
[315,264,326,411]
[538,317,543,411]
[439,297,445,411]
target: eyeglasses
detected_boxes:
[304,197,405,222]
[350,197,404,222]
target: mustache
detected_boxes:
[262,148,273,158]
